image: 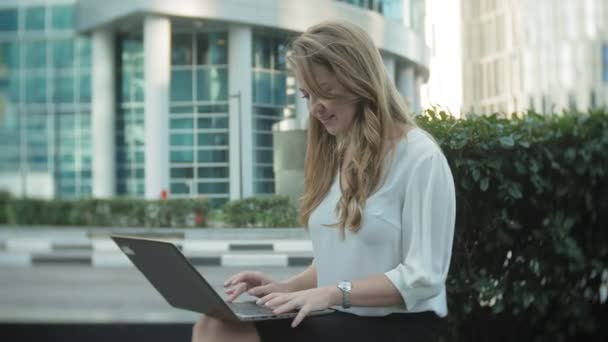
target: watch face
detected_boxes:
[338,281,351,291]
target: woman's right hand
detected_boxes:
[223,271,291,302]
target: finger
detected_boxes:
[224,273,243,287]
[291,306,310,328]
[265,294,292,308]
[248,284,275,297]
[225,281,246,295]
[273,300,300,314]
[224,271,256,287]
[227,282,248,302]
[256,292,280,305]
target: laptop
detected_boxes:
[110,234,335,321]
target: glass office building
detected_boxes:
[0,0,429,207]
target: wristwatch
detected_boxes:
[337,281,352,309]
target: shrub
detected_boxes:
[417,108,608,341]
[1,197,209,228]
[222,195,299,227]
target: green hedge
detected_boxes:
[221,195,299,227]
[1,197,209,228]
[417,108,608,341]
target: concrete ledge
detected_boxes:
[0,252,30,266]
[2,238,312,254]
[0,251,313,267]
[32,252,92,265]
[6,239,52,253]
[222,254,288,267]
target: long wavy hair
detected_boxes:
[288,21,418,237]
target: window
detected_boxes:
[0,42,19,71]
[198,182,228,194]
[171,150,194,163]
[25,6,45,31]
[24,41,47,69]
[170,133,194,146]
[172,34,193,65]
[25,75,47,103]
[79,72,91,102]
[51,5,73,30]
[198,133,228,146]
[198,167,228,178]
[170,118,194,129]
[54,74,74,103]
[52,40,74,68]
[197,150,227,163]
[171,167,194,179]
[196,67,227,101]
[0,9,18,32]
[254,181,274,194]
[77,37,91,67]
[170,70,193,102]
[198,117,228,129]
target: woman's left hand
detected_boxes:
[256,286,341,328]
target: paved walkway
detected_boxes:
[0,225,313,267]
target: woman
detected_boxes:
[192,20,456,342]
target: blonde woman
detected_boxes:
[192,21,456,342]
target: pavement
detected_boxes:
[0,225,313,268]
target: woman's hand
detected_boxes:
[223,271,291,302]
[256,286,341,328]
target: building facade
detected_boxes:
[0,0,429,207]
[461,0,608,115]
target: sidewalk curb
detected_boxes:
[0,238,313,267]
[0,252,313,267]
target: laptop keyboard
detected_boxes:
[228,301,291,316]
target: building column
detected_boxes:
[143,16,171,199]
[397,65,416,112]
[382,52,396,84]
[91,29,116,198]
[228,25,253,200]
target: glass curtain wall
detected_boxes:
[116,35,145,196]
[335,0,425,33]
[169,31,229,208]
[0,3,92,197]
[251,33,289,195]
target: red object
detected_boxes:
[195,209,204,226]
[160,189,168,200]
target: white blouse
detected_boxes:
[308,127,456,317]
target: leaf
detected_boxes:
[472,168,480,182]
[508,184,523,199]
[518,140,530,148]
[499,136,515,147]
[480,177,489,191]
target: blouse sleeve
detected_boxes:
[384,149,456,311]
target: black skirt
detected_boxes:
[254,310,444,342]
